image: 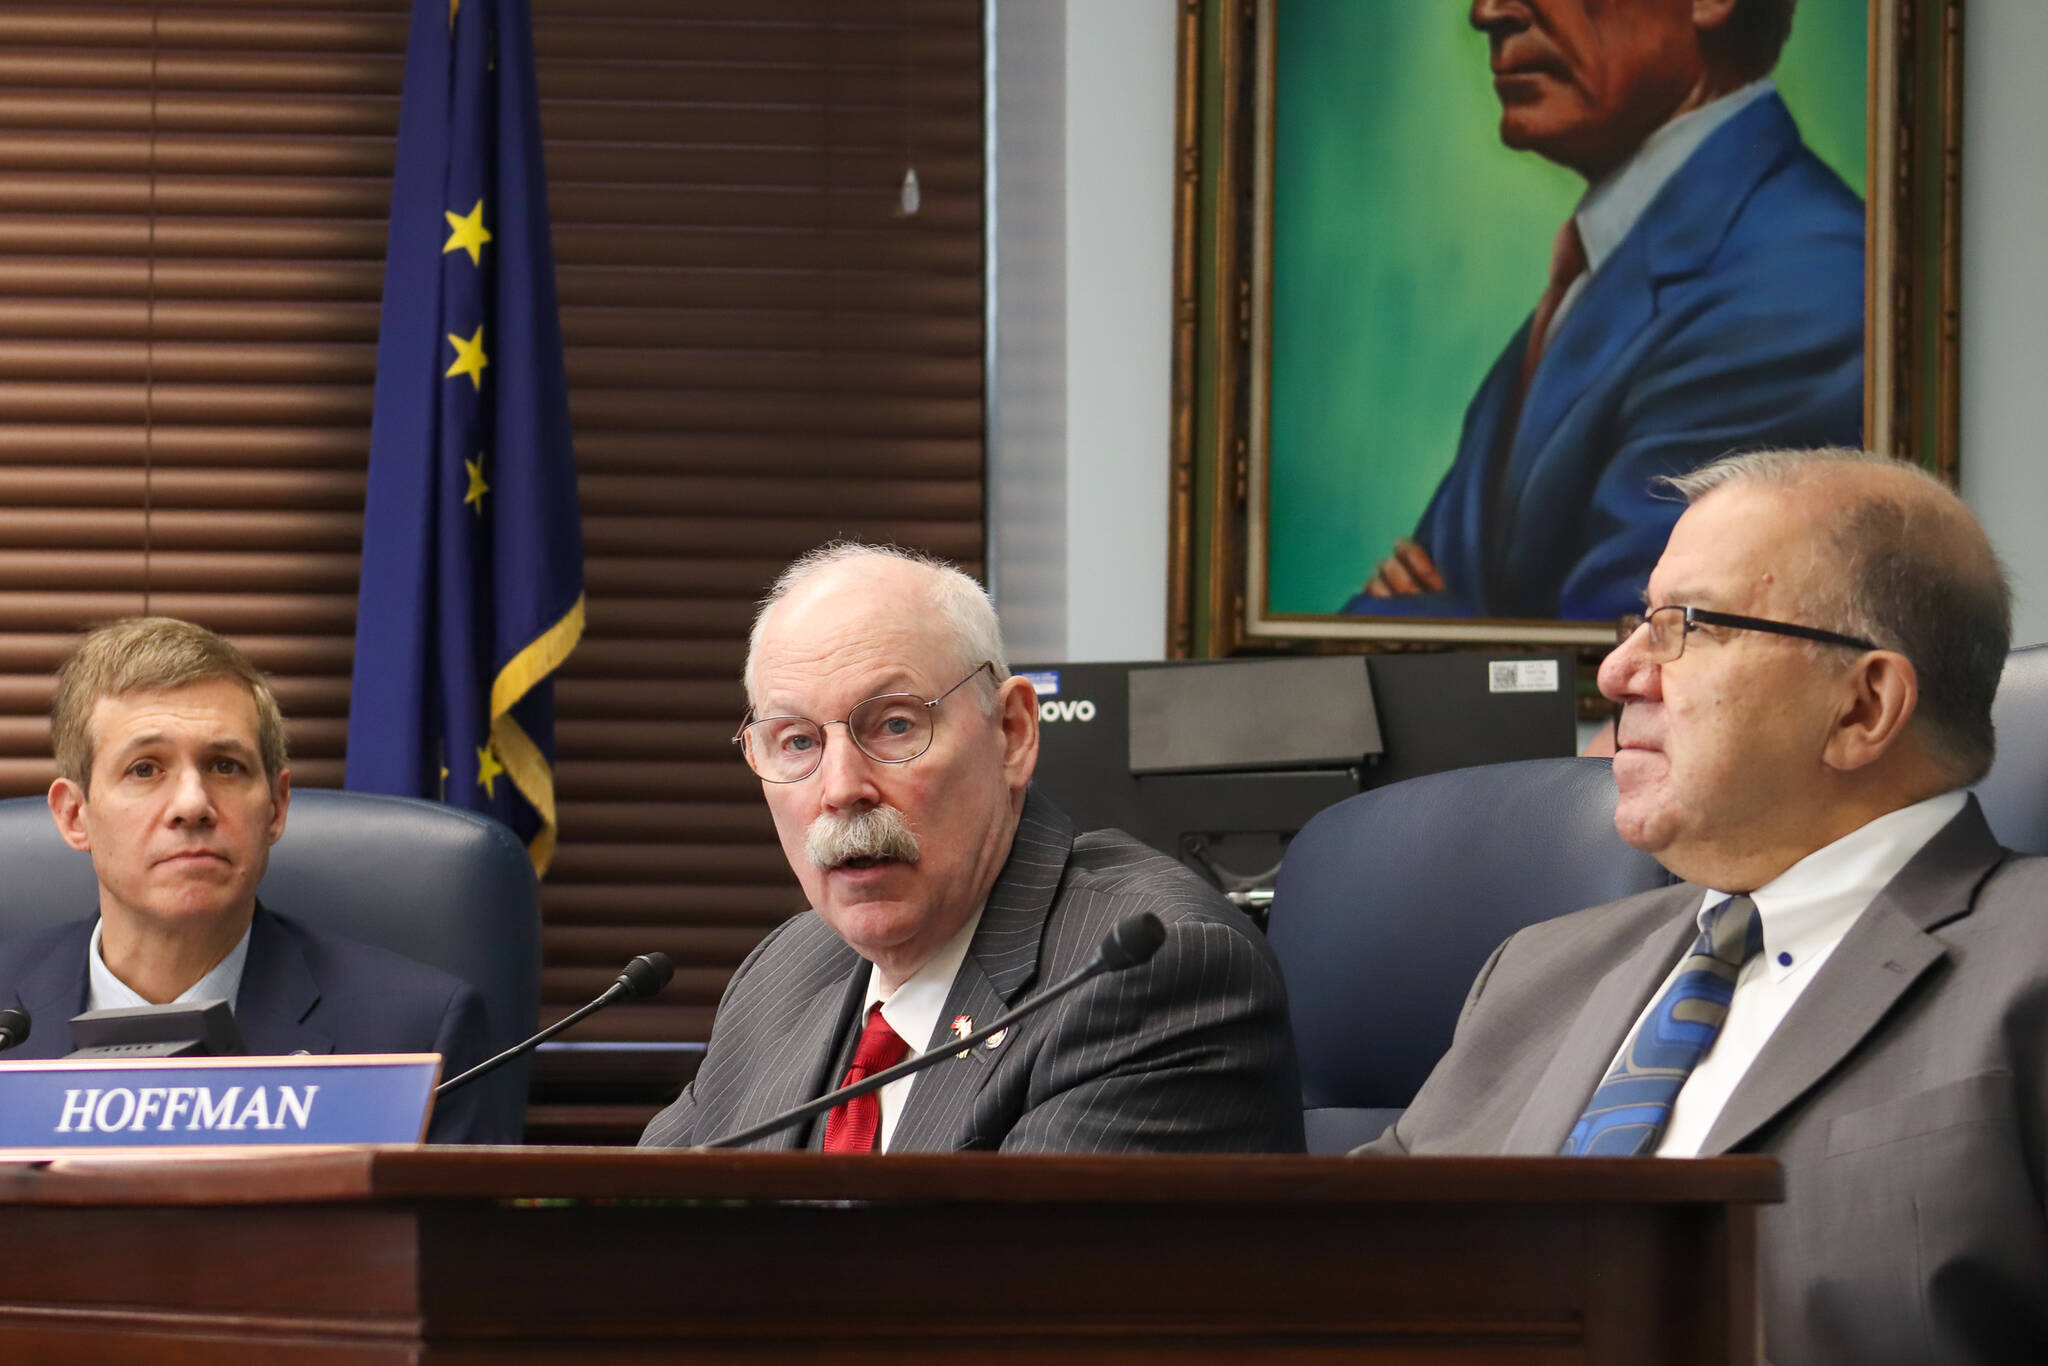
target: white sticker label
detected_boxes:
[1021,670,1060,696]
[1488,659,1560,693]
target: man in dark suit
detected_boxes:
[1365,449,2047,1363]
[0,617,502,1143]
[640,544,1303,1153]
[1351,0,1862,621]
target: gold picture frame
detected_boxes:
[1168,0,1963,657]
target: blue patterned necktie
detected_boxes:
[1560,895,1765,1156]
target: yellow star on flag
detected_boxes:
[476,743,505,799]
[443,200,492,266]
[445,325,488,390]
[464,454,489,514]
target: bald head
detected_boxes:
[1664,449,2011,785]
[745,543,1008,714]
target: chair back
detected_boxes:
[1975,644,2048,855]
[1268,757,1670,1153]
[0,788,540,1140]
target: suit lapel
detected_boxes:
[774,961,867,1151]
[1699,799,2002,1154]
[10,919,94,1059]
[1501,890,1701,1154]
[230,907,329,1055]
[888,790,1074,1150]
[885,951,1008,1151]
[1492,95,1804,563]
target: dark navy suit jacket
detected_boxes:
[1347,93,1864,622]
[0,904,504,1143]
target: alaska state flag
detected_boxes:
[346,0,583,875]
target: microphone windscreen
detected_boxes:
[0,1006,29,1047]
[616,952,675,998]
[1096,913,1166,971]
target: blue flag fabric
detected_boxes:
[346,0,584,875]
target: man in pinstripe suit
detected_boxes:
[639,544,1303,1153]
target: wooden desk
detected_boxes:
[0,1148,1779,1364]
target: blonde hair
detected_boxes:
[52,617,288,790]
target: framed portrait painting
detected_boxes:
[1169,0,1962,656]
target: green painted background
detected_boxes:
[1266,1,1869,615]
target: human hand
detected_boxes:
[1364,538,1444,597]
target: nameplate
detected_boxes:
[0,1054,440,1155]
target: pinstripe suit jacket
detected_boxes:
[639,791,1305,1153]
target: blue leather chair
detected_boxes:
[0,788,540,1142]
[1267,757,1671,1153]
[1974,643,2048,855]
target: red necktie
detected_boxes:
[1519,216,1588,399]
[820,1003,910,1153]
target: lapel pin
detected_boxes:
[984,1028,1006,1050]
[950,1014,973,1058]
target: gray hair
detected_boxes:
[744,542,1009,712]
[1660,447,2011,786]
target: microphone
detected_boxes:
[698,912,1167,1150]
[436,952,674,1098]
[0,1007,28,1053]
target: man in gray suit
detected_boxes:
[1365,448,2046,1363]
[641,543,1302,1153]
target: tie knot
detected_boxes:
[1706,894,1765,967]
[850,1002,909,1073]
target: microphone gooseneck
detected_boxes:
[435,951,674,1099]
[697,912,1167,1150]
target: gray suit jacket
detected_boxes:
[1365,797,2048,1365]
[639,790,1305,1153]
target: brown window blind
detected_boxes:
[0,0,986,1142]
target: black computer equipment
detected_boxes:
[1018,652,1577,918]
[67,999,246,1060]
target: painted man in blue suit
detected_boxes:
[1348,0,1863,622]
[0,618,504,1142]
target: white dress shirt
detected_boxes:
[858,906,984,1152]
[87,916,254,1013]
[1605,790,1969,1156]
[1542,79,1778,347]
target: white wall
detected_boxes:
[993,2,2048,656]
[1959,0,2048,647]
[986,0,1067,661]
[987,0,1175,664]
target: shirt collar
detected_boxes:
[1575,79,1776,274]
[87,915,256,1014]
[862,905,985,1054]
[1698,789,1968,983]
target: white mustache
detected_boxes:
[805,804,921,870]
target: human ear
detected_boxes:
[994,675,1039,793]
[1692,0,1739,34]
[1823,650,1919,773]
[47,777,92,853]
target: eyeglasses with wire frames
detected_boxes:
[1615,606,1880,664]
[733,661,999,783]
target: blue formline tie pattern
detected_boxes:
[1560,895,1764,1156]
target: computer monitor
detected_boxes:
[1018,652,1577,918]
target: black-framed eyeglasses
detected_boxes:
[733,661,998,783]
[1616,606,1880,665]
